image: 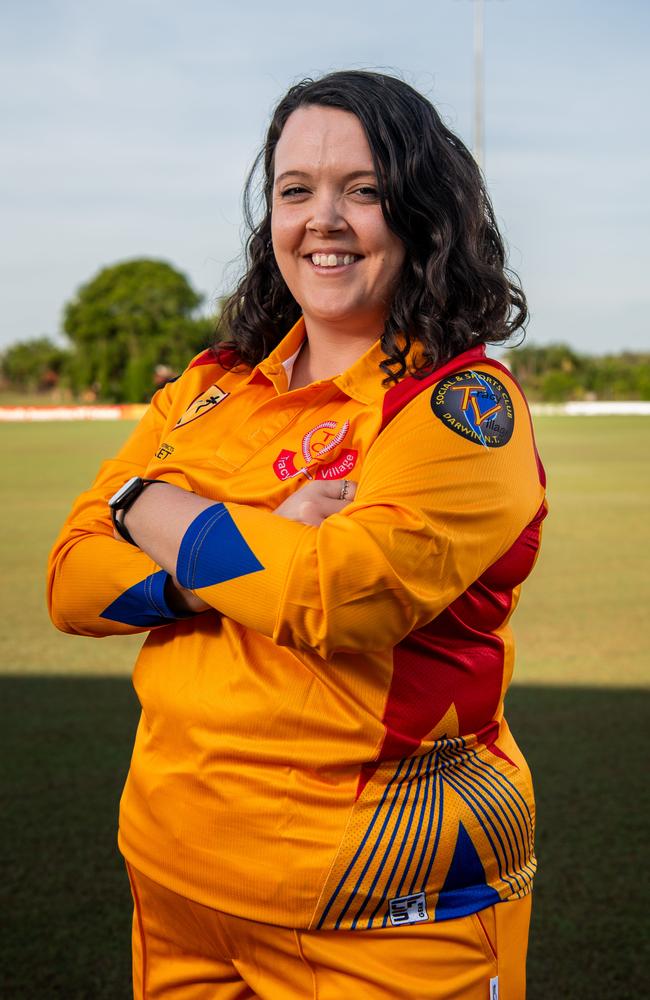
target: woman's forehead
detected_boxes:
[274,106,375,179]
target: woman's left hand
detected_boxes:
[275,479,357,526]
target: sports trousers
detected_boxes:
[127,864,531,999]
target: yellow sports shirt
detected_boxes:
[48,319,547,930]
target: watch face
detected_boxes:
[108,476,143,509]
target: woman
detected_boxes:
[48,71,546,999]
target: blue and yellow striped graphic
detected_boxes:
[314,738,535,930]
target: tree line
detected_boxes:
[1,258,648,403]
[1,259,217,403]
[507,343,650,402]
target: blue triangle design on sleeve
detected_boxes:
[176,504,264,591]
[100,569,177,628]
[435,821,501,920]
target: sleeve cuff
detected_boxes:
[100,569,188,627]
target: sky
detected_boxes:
[2,0,648,355]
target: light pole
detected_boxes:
[473,0,485,169]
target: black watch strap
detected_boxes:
[109,477,164,546]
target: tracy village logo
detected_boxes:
[273,419,357,481]
[430,369,514,447]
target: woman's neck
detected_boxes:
[289,323,379,390]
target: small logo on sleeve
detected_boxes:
[174,385,229,429]
[388,892,429,926]
[431,370,514,447]
[155,442,174,460]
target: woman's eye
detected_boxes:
[280,186,309,198]
[353,186,379,199]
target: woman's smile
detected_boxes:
[308,251,362,269]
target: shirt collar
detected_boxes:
[248,316,486,402]
[248,318,308,392]
[251,317,389,402]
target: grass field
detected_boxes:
[1,417,649,998]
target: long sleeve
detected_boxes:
[173,380,545,658]
[47,382,184,636]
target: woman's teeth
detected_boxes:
[311,253,357,267]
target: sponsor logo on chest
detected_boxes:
[273,419,358,481]
[174,384,229,429]
[155,442,175,460]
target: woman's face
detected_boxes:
[271,105,406,341]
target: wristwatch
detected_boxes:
[108,477,163,545]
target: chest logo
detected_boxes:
[174,384,229,429]
[431,370,514,447]
[273,419,357,480]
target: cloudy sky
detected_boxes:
[2,0,648,354]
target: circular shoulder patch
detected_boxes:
[430,369,514,447]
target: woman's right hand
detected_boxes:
[275,479,357,526]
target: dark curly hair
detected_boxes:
[218,70,527,382]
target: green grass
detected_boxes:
[514,416,650,687]
[1,417,649,997]
[1,422,143,674]
[1,677,138,998]
[1,677,647,998]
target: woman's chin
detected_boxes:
[301,303,383,336]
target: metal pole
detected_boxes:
[473,0,485,169]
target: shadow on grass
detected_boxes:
[1,677,648,999]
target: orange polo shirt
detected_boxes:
[48,319,546,930]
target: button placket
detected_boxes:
[212,384,339,471]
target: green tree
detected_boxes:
[539,369,580,402]
[508,343,650,401]
[0,337,70,392]
[63,259,213,402]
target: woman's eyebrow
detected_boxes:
[274,169,377,185]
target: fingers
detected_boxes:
[302,479,357,509]
[274,478,358,524]
[301,479,357,501]
[322,478,357,502]
[337,478,355,501]
[294,497,350,526]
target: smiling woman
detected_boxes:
[270,106,406,382]
[48,70,545,999]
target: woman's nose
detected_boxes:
[307,193,346,234]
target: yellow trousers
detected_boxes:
[127,864,531,999]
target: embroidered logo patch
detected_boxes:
[174,385,229,429]
[272,420,352,480]
[273,448,358,482]
[388,892,429,926]
[431,370,514,447]
[155,442,174,460]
